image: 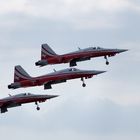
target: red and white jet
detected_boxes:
[35,44,128,67]
[8,65,106,90]
[0,93,58,113]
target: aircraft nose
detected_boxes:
[90,70,106,75]
[45,95,59,99]
[95,70,106,75]
[117,49,128,53]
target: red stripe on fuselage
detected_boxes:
[19,72,94,88]
[61,50,116,62]
[46,50,117,64]
[1,96,47,106]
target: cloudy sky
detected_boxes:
[0,0,140,140]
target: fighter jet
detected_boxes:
[35,44,128,67]
[8,65,106,90]
[0,93,58,113]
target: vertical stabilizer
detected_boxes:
[41,44,57,60]
[14,65,31,82]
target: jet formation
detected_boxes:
[1,43,127,113]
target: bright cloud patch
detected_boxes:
[0,0,140,29]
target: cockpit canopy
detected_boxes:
[14,93,32,97]
[51,68,80,75]
[82,47,104,52]
[68,68,78,72]
[92,47,103,50]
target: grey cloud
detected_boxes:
[0,98,140,140]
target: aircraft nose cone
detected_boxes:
[95,70,106,75]
[117,49,128,53]
[46,95,59,99]
[89,70,106,75]
[51,95,59,98]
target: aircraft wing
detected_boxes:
[0,101,5,108]
[44,79,67,89]
[0,100,13,113]
[0,100,21,109]
[69,57,91,67]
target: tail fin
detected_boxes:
[41,44,57,60]
[14,65,31,82]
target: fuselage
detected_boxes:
[9,68,105,89]
[0,94,51,108]
[43,47,127,64]
[0,93,58,113]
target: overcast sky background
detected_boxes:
[0,0,140,140]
